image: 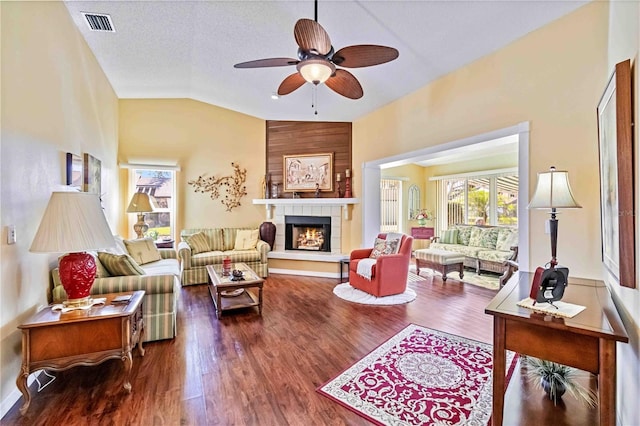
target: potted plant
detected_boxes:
[523,356,597,407]
[415,210,434,226]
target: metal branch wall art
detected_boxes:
[188,162,248,211]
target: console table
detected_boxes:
[485,273,628,426]
[410,227,434,240]
[16,291,145,414]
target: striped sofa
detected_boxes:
[52,248,180,342]
[179,227,270,286]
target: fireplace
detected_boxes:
[285,215,331,252]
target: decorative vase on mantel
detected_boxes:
[417,218,428,227]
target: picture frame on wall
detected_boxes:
[83,153,102,195]
[65,153,83,190]
[596,58,635,288]
[283,153,333,192]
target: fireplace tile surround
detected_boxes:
[253,198,359,262]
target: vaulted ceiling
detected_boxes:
[63,1,588,122]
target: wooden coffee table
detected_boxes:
[206,263,264,319]
[16,291,145,414]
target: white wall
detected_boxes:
[0,2,119,415]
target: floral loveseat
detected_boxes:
[430,224,518,278]
[178,227,270,286]
[52,236,180,342]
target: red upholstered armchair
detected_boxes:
[349,233,413,297]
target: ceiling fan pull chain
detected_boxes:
[311,86,318,115]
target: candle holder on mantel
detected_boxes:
[335,173,343,198]
[344,169,352,198]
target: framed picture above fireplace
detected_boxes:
[284,153,333,192]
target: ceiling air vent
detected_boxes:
[81,12,115,32]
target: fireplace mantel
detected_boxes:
[253,198,359,220]
[252,198,359,206]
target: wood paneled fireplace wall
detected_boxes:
[266,121,352,198]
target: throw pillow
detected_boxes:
[184,232,210,254]
[97,252,145,276]
[207,228,224,251]
[454,225,472,246]
[385,232,403,253]
[234,229,260,250]
[440,229,459,244]
[496,227,518,251]
[369,237,400,258]
[94,256,111,278]
[124,238,162,265]
[468,227,483,247]
[478,227,499,249]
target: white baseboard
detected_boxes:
[268,268,342,279]
[1,374,37,418]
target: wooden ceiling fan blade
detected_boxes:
[278,73,307,95]
[331,45,399,68]
[234,58,299,68]
[294,18,332,56]
[325,69,363,100]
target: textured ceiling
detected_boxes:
[63,1,587,122]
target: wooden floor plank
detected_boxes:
[2,273,596,425]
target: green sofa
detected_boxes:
[430,224,518,279]
[178,227,270,286]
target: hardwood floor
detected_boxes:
[2,273,596,425]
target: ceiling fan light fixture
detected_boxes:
[297,59,335,85]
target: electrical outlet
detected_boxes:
[544,219,551,234]
[7,225,16,244]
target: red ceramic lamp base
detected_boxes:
[58,252,97,306]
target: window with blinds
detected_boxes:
[380,179,402,233]
[435,172,518,229]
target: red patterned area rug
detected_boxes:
[318,324,517,426]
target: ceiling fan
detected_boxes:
[233,1,399,100]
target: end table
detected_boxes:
[16,291,145,415]
[155,239,174,249]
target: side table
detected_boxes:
[155,239,174,249]
[16,291,145,415]
[485,273,628,426]
[339,257,350,283]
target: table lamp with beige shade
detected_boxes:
[30,191,115,308]
[126,192,157,239]
[527,166,581,304]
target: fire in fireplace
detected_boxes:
[285,215,331,252]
